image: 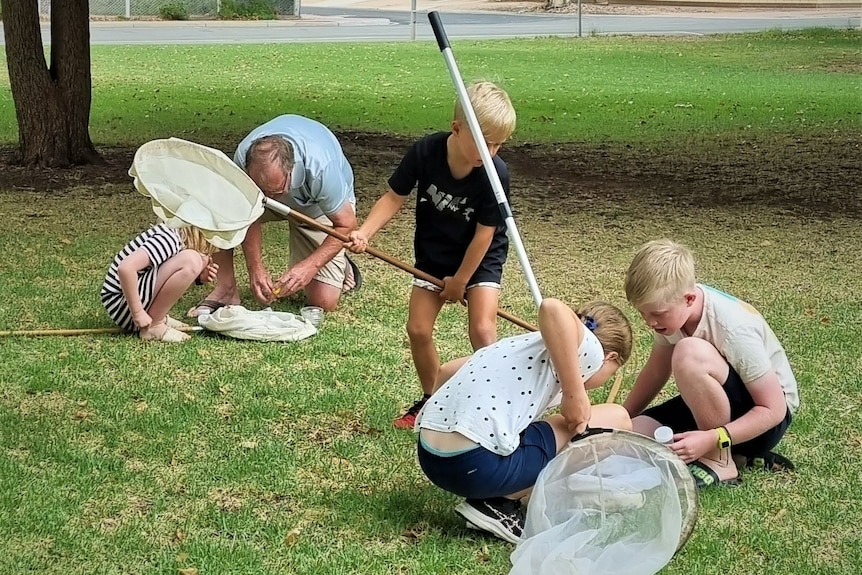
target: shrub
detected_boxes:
[158,1,189,21]
[218,0,277,20]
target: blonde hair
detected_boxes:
[178,227,218,257]
[454,81,516,141]
[625,239,696,308]
[576,301,633,366]
[246,135,295,175]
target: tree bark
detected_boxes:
[2,0,100,167]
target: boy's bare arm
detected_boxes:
[623,343,673,417]
[539,299,591,435]
[345,189,405,252]
[439,224,495,302]
[725,371,787,443]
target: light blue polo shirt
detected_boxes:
[234,115,355,219]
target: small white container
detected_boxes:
[654,426,674,445]
[300,306,324,328]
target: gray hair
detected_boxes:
[245,135,294,175]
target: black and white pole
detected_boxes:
[428,11,543,307]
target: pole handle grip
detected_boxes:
[428,11,450,51]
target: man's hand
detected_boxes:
[272,260,319,300]
[249,266,274,305]
[560,391,591,436]
[669,430,718,463]
[439,276,467,304]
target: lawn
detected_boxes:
[0,28,859,146]
[0,29,861,575]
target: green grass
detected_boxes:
[0,29,859,146]
[1,28,862,575]
[3,178,862,575]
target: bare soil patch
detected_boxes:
[1,132,859,219]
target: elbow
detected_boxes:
[538,298,567,322]
[539,298,566,314]
[770,402,789,428]
[117,261,133,278]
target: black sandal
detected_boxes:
[745,451,795,472]
[688,460,742,489]
[343,256,363,295]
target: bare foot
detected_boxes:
[187,289,241,318]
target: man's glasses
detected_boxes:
[262,171,291,198]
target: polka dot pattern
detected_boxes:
[416,329,605,455]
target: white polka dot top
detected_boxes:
[416,328,605,456]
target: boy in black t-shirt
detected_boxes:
[346,81,517,429]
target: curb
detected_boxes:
[79,17,394,28]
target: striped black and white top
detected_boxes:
[101,223,184,331]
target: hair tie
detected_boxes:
[584,316,597,332]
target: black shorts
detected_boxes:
[417,241,507,285]
[642,366,792,457]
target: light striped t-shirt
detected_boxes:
[101,224,184,331]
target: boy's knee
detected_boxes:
[406,321,433,343]
[672,338,720,370]
[469,321,497,349]
[604,404,633,431]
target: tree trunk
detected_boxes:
[2,0,100,167]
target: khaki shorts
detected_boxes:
[259,208,348,290]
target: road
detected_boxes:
[3,7,860,45]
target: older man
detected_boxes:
[188,115,361,315]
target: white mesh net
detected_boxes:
[130,138,266,249]
[510,428,697,575]
[197,305,317,342]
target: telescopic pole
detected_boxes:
[427,11,543,307]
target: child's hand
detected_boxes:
[198,255,218,284]
[561,394,591,436]
[345,230,370,254]
[439,276,467,304]
[668,430,715,464]
[133,310,153,330]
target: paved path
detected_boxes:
[4,3,859,45]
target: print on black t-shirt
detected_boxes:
[388,132,510,282]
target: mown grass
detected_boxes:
[1,27,861,575]
[2,176,861,575]
[0,29,859,146]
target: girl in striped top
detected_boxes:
[101,223,219,342]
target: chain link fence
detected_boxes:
[37,0,297,19]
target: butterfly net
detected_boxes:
[510,428,697,575]
[129,138,266,249]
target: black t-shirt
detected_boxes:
[388,132,510,279]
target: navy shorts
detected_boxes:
[643,365,792,457]
[417,421,557,500]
